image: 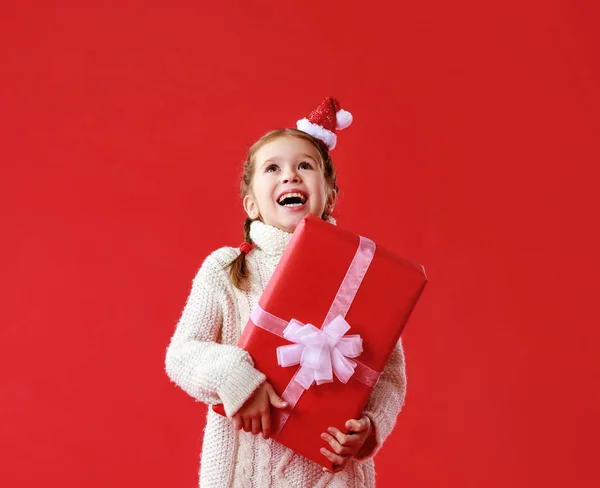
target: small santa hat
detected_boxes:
[296,96,353,150]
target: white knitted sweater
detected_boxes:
[165,220,407,488]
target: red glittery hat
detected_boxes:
[296,96,353,150]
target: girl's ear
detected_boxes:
[243,194,260,220]
[325,188,338,214]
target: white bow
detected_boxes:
[276,315,363,390]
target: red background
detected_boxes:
[1,2,598,487]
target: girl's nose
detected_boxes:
[282,172,301,184]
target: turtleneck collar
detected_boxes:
[249,220,293,257]
[248,217,337,257]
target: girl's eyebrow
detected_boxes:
[299,153,317,162]
[260,153,317,170]
[259,157,281,170]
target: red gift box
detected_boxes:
[213,215,427,468]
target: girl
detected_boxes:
[165,97,407,487]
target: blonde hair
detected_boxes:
[227,128,339,290]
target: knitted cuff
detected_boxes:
[218,360,266,418]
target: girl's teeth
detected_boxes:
[278,192,306,203]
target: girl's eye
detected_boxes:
[266,164,278,173]
[299,161,313,170]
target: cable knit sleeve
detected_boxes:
[165,251,266,417]
[356,338,407,460]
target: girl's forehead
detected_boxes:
[255,136,319,162]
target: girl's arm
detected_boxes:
[165,251,266,418]
[355,338,407,460]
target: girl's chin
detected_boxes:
[272,212,310,233]
[265,208,323,233]
[275,217,303,233]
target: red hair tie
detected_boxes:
[239,242,255,255]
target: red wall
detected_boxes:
[1,2,598,487]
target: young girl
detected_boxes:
[165,97,407,488]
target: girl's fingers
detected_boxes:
[251,416,261,435]
[261,412,271,439]
[265,383,288,409]
[320,447,348,467]
[242,416,252,433]
[345,417,369,433]
[232,416,243,431]
[320,432,354,455]
[327,427,361,447]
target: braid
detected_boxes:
[243,216,253,243]
[227,217,255,291]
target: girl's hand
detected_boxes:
[232,382,288,439]
[320,416,374,473]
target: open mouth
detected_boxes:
[277,192,307,208]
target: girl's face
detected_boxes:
[244,136,335,233]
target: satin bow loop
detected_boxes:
[276,315,363,390]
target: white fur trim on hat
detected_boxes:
[335,109,353,130]
[296,118,337,150]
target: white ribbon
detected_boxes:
[276,315,363,390]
